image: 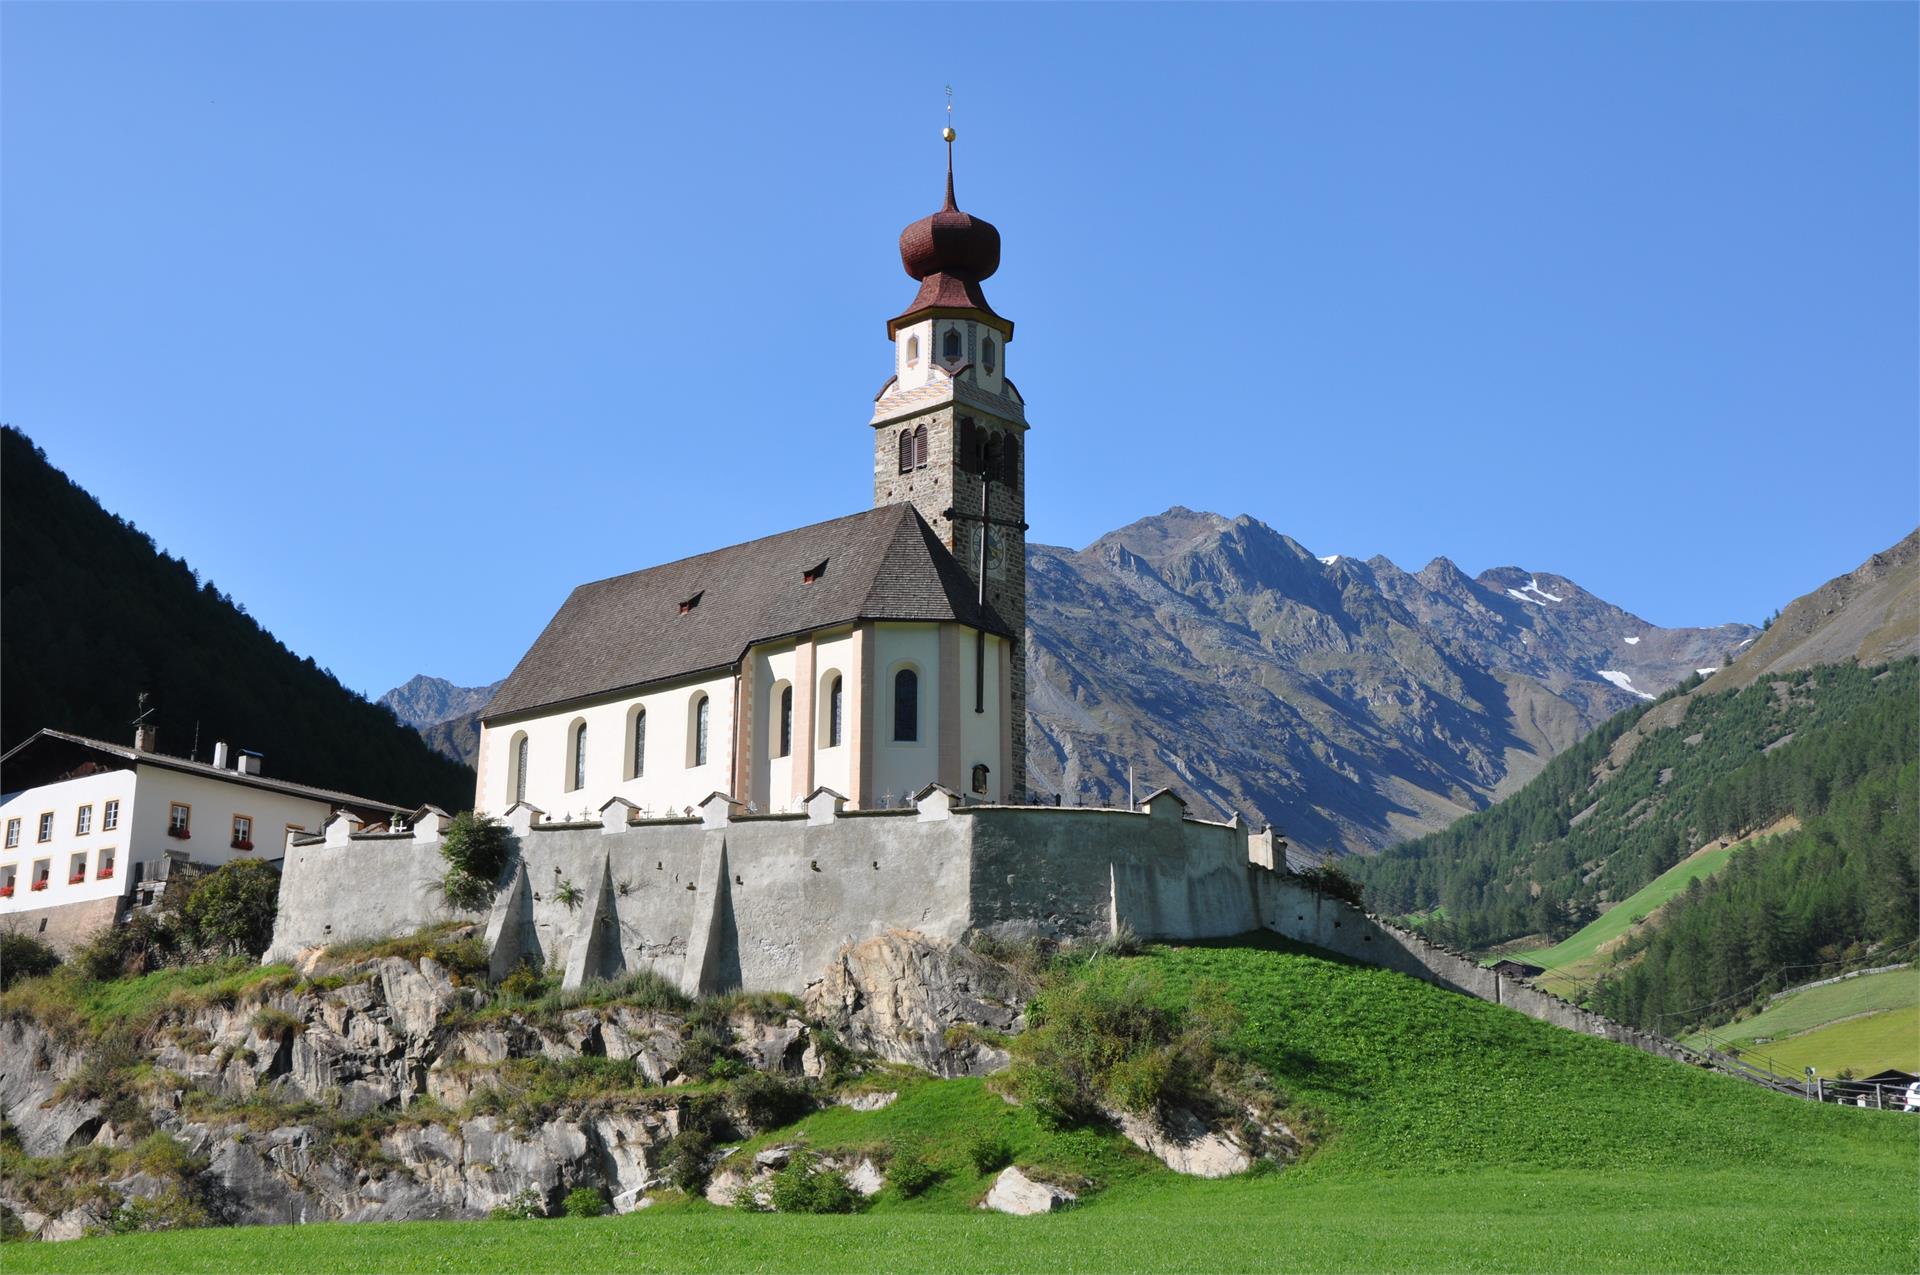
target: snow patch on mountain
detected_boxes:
[1318,554,1341,565]
[1697,668,1719,676]
[1624,636,1641,645]
[1596,670,1656,701]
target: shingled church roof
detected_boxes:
[482,503,1010,722]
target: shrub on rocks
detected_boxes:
[0,930,60,990]
[886,1145,940,1198]
[767,1156,862,1214]
[562,1186,607,1218]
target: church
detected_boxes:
[475,133,1030,819]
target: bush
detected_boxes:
[487,1188,546,1220]
[178,860,281,957]
[74,912,180,982]
[663,1129,713,1194]
[1295,862,1366,910]
[729,1070,810,1132]
[561,1186,607,1218]
[0,929,60,989]
[767,1156,861,1214]
[441,813,513,911]
[966,1129,1012,1175]
[1010,972,1238,1128]
[107,1188,209,1234]
[885,1145,939,1198]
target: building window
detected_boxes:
[513,734,529,805]
[905,334,920,366]
[942,327,962,362]
[893,668,919,743]
[68,853,87,885]
[5,818,19,850]
[98,850,114,880]
[1002,434,1020,487]
[982,336,996,373]
[232,815,254,850]
[632,709,647,780]
[828,675,844,748]
[897,429,912,475]
[37,812,54,843]
[570,721,588,792]
[75,805,93,836]
[972,763,991,796]
[691,695,711,767]
[777,685,793,758]
[102,800,119,831]
[985,434,1003,485]
[914,424,929,469]
[31,860,49,889]
[168,803,191,839]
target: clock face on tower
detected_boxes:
[969,525,1010,581]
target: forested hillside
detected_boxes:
[0,426,473,809]
[1355,658,1917,949]
[1590,668,1917,1034]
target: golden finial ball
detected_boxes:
[942,126,957,143]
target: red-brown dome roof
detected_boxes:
[889,157,1012,339]
[900,172,1000,283]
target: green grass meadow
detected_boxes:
[1684,968,1920,1078]
[13,936,1918,1274]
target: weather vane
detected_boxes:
[943,85,956,144]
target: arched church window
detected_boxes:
[913,424,929,470]
[631,709,647,780]
[905,334,920,366]
[1001,434,1019,487]
[570,721,588,792]
[893,668,919,743]
[828,675,843,748]
[897,429,912,475]
[981,336,996,374]
[777,684,793,758]
[692,695,710,768]
[942,328,962,362]
[513,734,529,806]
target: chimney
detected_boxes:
[134,723,157,752]
[237,751,263,776]
[212,741,230,769]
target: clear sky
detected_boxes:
[4,4,1915,698]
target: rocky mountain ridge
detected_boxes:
[378,676,504,730]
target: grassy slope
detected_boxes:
[1683,968,1920,1076]
[16,936,1918,1274]
[1518,819,1794,997]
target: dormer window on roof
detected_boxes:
[803,560,828,585]
[678,592,703,615]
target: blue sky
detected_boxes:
[5,4,1915,698]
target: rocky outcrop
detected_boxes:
[982,1166,1076,1214]
[805,931,1030,1077]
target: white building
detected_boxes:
[0,727,405,951]
[475,137,1031,818]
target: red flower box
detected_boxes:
[97,867,114,880]
[30,880,47,891]
[167,826,191,840]
[68,874,86,885]
[0,885,13,898]
[231,840,254,852]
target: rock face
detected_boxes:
[1112,1106,1252,1179]
[1023,508,1758,853]
[982,1166,1076,1215]
[0,953,817,1240]
[805,930,1031,1077]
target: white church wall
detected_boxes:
[959,632,1007,801]
[872,622,942,805]
[480,670,737,820]
[747,642,800,812]
[810,629,856,801]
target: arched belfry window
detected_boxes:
[959,417,979,473]
[985,434,1004,484]
[897,429,912,475]
[1001,434,1020,487]
[828,675,844,748]
[913,424,929,469]
[691,694,710,768]
[942,327,962,362]
[570,721,588,792]
[513,734,529,806]
[777,684,794,758]
[631,709,647,780]
[981,336,996,374]
[905,334,920,365]
[893,668,919,743]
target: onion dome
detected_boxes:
[889,135,1012,339]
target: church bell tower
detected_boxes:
[870,125,1029,800]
